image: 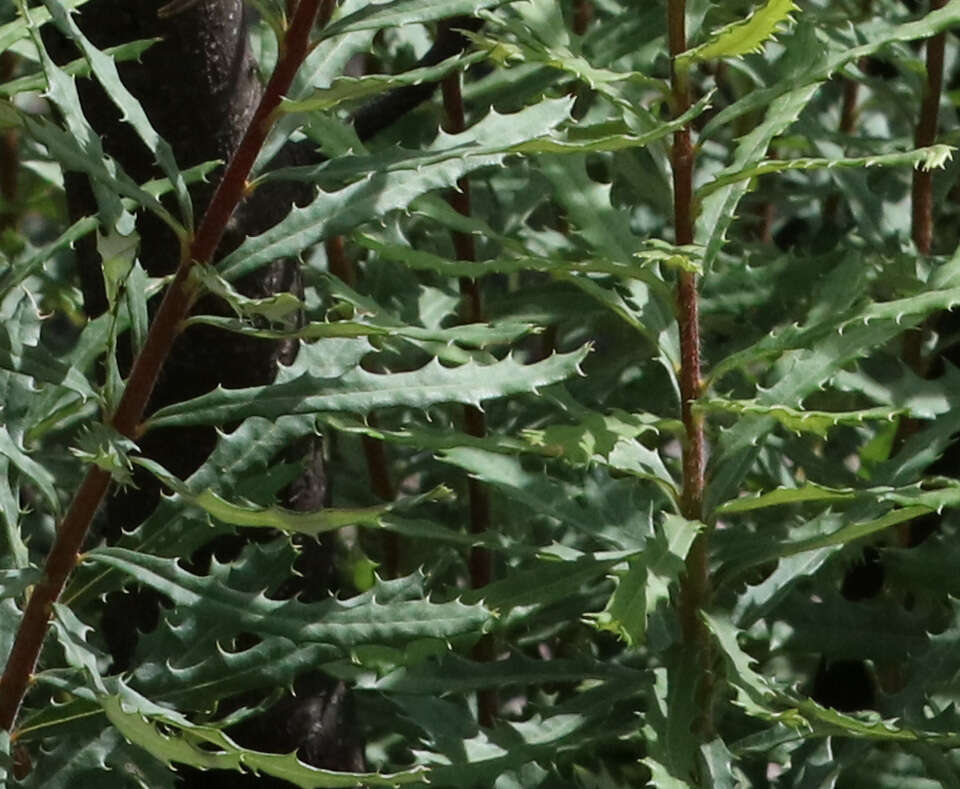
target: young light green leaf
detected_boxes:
[101,695,428,787]
[697,145,954,199]
[190,264,303,322]
[134,455,452,536]
[70,424,139,488]
[697,398,904,438]
[677,0,800,69]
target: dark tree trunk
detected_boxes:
[45,1,364,780]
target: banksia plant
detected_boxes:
[3,0,960,786]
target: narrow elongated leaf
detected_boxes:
[697,145,954,199]
[183,313,536,349]
[696,82,820,271]
[698,398,903,438]
[703,2,960,140]
[717,482,858,514]
[0,323,94,398]
[135,455,452,536]
[0,425,58,513]
[370,652,643,694]
[355,232,667,284]
[466,554,624,610]
[220,99,574,281]
[0,215,97,297]
[101,695,427,787]
[144,347,588,430]
[678,0,799,68]
[0,39,156,97]
[319,0,515,40]
[39,0,192,223]
[85,547,493,649]
[281,49,490,114]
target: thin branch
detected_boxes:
[0,0,326,734]
[912,0,946,257]
[669,0,711,738]
[441,62,497,727]
[894,0,947,548]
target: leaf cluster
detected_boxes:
[3,0,960,786]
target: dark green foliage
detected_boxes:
[5,0,960,786]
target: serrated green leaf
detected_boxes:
[698,398,903,438]
[0,38,158,98]
[190,264,304,322]
[467,554,624,610]
[101,695,427,787]
[0,424,58,514]
[280,49,490,114]
[706,281,960,513]
[702,611,781,718]
[370,652,642,694]
[143,347,589,431]
[357,232,638,279]
[85,547,493,650]
[696,81,820,272]
[321,412,532,455]
[588,515,699,646]
[437,446,648,550]
[0,321,94,399]
[717,482,857,515]
[641,656,702,785]
[678,0,799,69]
[703,3,960,141]
[319,0,514,40]
[63,415,328,606]
[697,145,954,200]
[522,406,678,496]
[135,455,453,536]
[183,313,536,349]
[221,99,574,281]
[38,0,192,225]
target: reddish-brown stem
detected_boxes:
[912,0,946,257]
[0,467,111,731]
[823,76,861,226]
[361,414,399,577]
[0,0,324,734]
[895,0,947,547]
[327,235,402,574]
[112,0,325,436]
[441,69,496,726]
[668,0,711,736]
[573,0,593,37]
[325,235,355,287]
